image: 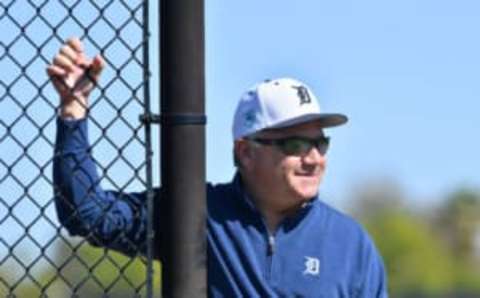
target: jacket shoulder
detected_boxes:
[313,199,381,260]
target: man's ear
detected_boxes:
[234,140,255,170]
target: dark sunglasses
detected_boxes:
[247,136,330,156]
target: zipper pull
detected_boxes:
[268,235,276,255]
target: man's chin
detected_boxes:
[286,176,321,200]
[296,176,321,189]
[293,185,319,200]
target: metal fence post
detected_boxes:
[159,0,207,297]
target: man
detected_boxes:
[48,38,388,297]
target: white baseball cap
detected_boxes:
[232,77,348,140]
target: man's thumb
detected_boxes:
[90,55,105,79]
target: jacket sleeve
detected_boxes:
[53,117,155,258]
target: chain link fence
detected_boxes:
[0,0,158,296]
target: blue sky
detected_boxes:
[201,0,480,207]
[0,0,478,220]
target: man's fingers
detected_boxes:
[53,54,75,72]
[48,37,104,100]
[46,65,67,77]
[59,45,79,64]
[66,37,83,54]
[75,52,90,69]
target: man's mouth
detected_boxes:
[295,172,319,177]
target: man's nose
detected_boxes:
[302,146,325,164]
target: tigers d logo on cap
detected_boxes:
[292,85,312,106]
[232,77,348,140]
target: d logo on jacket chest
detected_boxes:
[303,256,320,276]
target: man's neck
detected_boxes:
[240,174,303,234]
[261,208,287,235]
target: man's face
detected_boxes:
[240,121,328,211]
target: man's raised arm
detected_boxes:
[48,38,152,258]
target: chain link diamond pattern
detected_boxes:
[0,1,156,297]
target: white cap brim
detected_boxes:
[268,113,348,130]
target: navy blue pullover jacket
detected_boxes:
[54,118,388,297]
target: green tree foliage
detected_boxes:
[349,179,468,296]
[48,239,162,297]
[435,189,480,260]
[1,237,162,297]
[364,210,455,295]
[434,188,480,292]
